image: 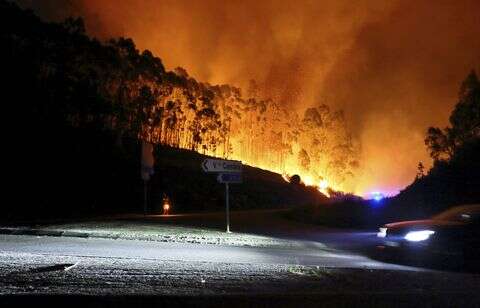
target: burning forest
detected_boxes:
[10,0,480,197]
[75,36,359,195]
[142,71,359,194]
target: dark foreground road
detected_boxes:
[1,210,480,307]
[1,234,480,307]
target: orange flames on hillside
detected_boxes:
[22,0,480,201]
[281,173,331,197]
[143,82,358,196]
[200,138,341,197]
[175,89,356,194]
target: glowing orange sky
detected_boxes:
[18,0,480,195]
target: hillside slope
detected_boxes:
[149,145,328,213]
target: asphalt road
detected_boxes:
[1,212,480,307]
[0,234,417,271]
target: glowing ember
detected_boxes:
[318,179,330,197]
[280,173,331,197]
[319,179,328,190]
[302,176,315,186]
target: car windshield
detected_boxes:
[432,204,480,222]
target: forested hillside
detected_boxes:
[1,1,329,219]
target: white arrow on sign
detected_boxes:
[202,159,242,173]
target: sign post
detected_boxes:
[225,183,230,233]
[202,159,242,233]
[143,180,148,216]
[141,142,154,216]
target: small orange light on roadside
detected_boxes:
[163,201,170,215]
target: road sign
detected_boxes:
[217,173,242,184]
[201,159,242,173]
[201,159,242,234]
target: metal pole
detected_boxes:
[225,182,230,233]
[143,179,148,216]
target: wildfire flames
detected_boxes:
[20,0,480,196]
[282,173,331,197]
[139,77,358,195]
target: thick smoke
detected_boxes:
[17,0,480,195]
[321,0,480,194]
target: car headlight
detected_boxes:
[404,230,435,242]
[377,227,387,238]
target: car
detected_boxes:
[377,204,480,262]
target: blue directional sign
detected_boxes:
[217,173,242,184]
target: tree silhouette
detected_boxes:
[425,70,480,161]
[416,162,425,179]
